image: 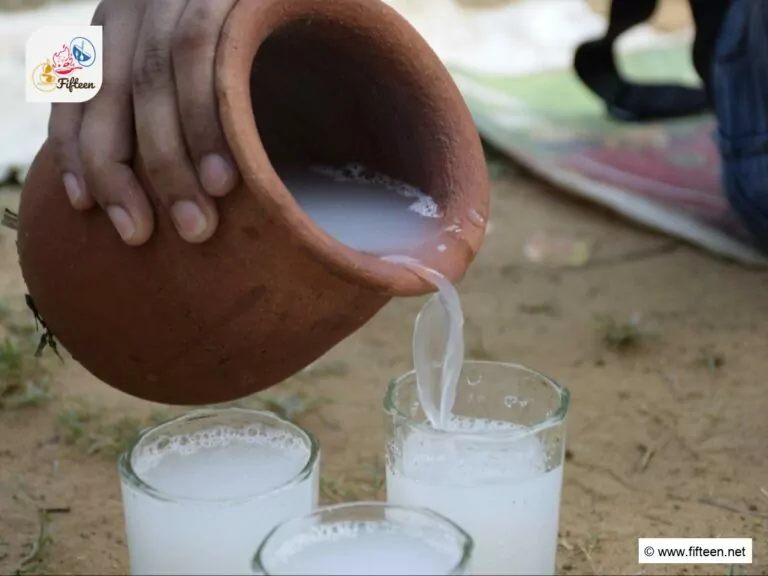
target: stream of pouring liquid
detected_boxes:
[382,256,465,430]
[276,163,465,430]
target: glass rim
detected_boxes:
[117,407,320,504]
[251,501,474,575]
[383,360,570,439]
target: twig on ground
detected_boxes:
[577,532,601,575]
[699,496,768,519]
[636,434,672,473]
[17,506,67,574]
[568,459,636,492]
[638,444,655,473]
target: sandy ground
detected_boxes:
[0,158,766,575]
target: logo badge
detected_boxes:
[26,26,103,103]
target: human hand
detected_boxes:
[48,0,239,246]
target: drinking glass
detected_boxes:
[384,361,569,575]
[119,408,319,575]
[252,501,473,575]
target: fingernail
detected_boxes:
[171,200,208,240]
[106,205,136,242]
[63,173,85,207]
[199,154,235,196]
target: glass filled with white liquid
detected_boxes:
[251,501,473,575]
[384,361,569,575]
[118,408,319,575]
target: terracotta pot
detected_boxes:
[17,0,490,405]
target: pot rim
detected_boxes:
[216,0,489,296]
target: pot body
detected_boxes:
[17,0,490,405]
[20,144,391,405]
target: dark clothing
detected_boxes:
[713,0,768,250]
[573,0,728,122]
[575,0,768,251]
[690,0,733,96]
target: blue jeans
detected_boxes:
[714,0,768,250]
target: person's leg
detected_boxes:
[714,0,768,250]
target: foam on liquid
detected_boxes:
[387,416,563,575]
[122,426,317,575]
[279,164,443,254]
[264,521,465,575]
[133,425,310,500]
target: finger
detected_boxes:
[46,0,106,211]
[48,102,93,210]
[133,0,218,244]
[173,0,239,197]
[79,0,155,246]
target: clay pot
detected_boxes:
[17,0,489,405]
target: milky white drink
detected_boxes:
[259,522,466,575]
[282,164,466,427]
[119,410,318,576]
[387,416,563,575]
[278,164,443,254]
[254,503,472,576]
[381,263,566,574]
[297,162,565,573]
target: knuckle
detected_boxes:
[171,23,209,56]
[186,2,217,25]
[179,101,218,142]
[142,154,175,181]
[172,4,221,57]
[79,148,101,181]
[132,42,170,94]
